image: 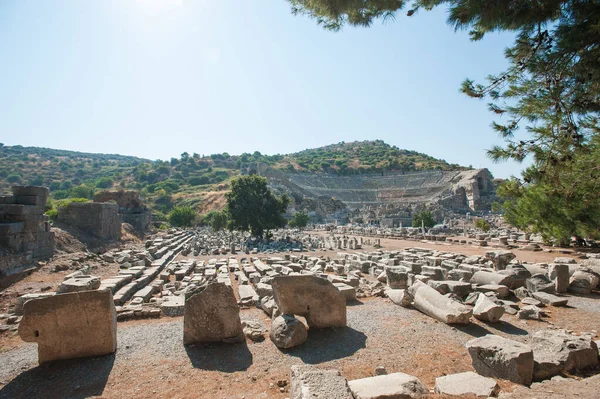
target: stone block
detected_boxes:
[348,372,428,399]
[18,290,117,364]
[408,280,472,324]
[183,282,243,345]
[272,275,346,329]
[466,335,534,385]
[435,371,499,397]
[290,366,353,399]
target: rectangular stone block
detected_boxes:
[18,290,117,364]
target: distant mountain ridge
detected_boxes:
[0,140,470,218]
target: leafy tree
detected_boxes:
[168,206,197,227]
[225,175,290,237]
[412,210,435,228]
[210,210,229,231]
[6,174,21,183]
[287,0,600,242]
[70,184,93,199]
[289,211,310,229]
[96,177,114,189]
[474,218,491,232]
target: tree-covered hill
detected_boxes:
[0,140,468,220]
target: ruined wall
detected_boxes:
[0,186,54,286]
[94,190,151,233]
[57,202,121,241]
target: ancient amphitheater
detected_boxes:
[263,167,497,224]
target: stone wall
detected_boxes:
[57,202,121,241]
[94,190,151,234]
[0,186,55,287]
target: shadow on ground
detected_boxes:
[0,353,115,399]
[455,320,529,338]
[286,326,367,363]
[185,341,252,372]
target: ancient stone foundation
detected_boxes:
[0,186,54,286]
[57,202,121,241]
[18,290,117,364]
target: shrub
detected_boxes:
[168,206,197,227]
[474,218,491,232]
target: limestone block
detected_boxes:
[526,274,555,293]
[161,295,184,317]
[270,315,308,349]
[333,282,356,301]
[435,371,499,397]
[470,270,513,287]
[18,290,117,364]
[290,366,353,399]
[348,372,428,399]
[386,266,409,289]
[531,329,599,380]
[56,275,101,294]
[183,282,243,345]
[272,275,346,329]
[531,292,568,306]
[466,335,534,385]
[473,293,505,323]
[549,263,570,293]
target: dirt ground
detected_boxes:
[1,233,599,398]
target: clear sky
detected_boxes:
[0,0,529,178]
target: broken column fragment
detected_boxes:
[18,290,117,364]
[272,275,346,328]
[183,282,244,345]
[407,280,472,324]
[290,365,353,399]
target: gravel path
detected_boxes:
[1,295,600,398]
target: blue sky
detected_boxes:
[0,0,529,178]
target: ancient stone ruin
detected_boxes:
[56,202,121,241]
[183,281,244,345]
[18,290,117,364]
[94,190,151,233]
[0,186,54,287]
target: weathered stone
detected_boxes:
[14,292,56,315]
[260,296,278,317]
[348,372,428,399]
[475,284,510,298]
[526,274,555,293]
[386,289,413,307]
[56,275,101,294]
[470,270,513,287]
[473,293,505,323]
[518,305,542,320]
[386,267,409,289]
[466,335,534,385]
[272,275,346,329]
[568,278,592,295]
[255,282,273,297]
[531,329,599,380]
[241,320,265,342]
[290,365,353,399]
[531,292,568,306]
[160,295,184,317]
[408,280,472,324]
[435,371,499,397]
[333,282,357,301]
[571,269,600,290]
[270,315,308,349]
[19,290,117,364]
[183,282,243,345]
[549,263,569,293]
[485,250,516,271]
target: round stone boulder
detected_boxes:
[270,315,307,349]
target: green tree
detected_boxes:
[96,177,114,189]
[70,184,93,199]
[289,211,310,229]
[287,0,600,242]
[412,210,435,228]
[210,210,229,231]
[474,218,491,232]
[168,206,197,227]
[225,175,290,237]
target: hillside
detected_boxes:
[0,141,469,219]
